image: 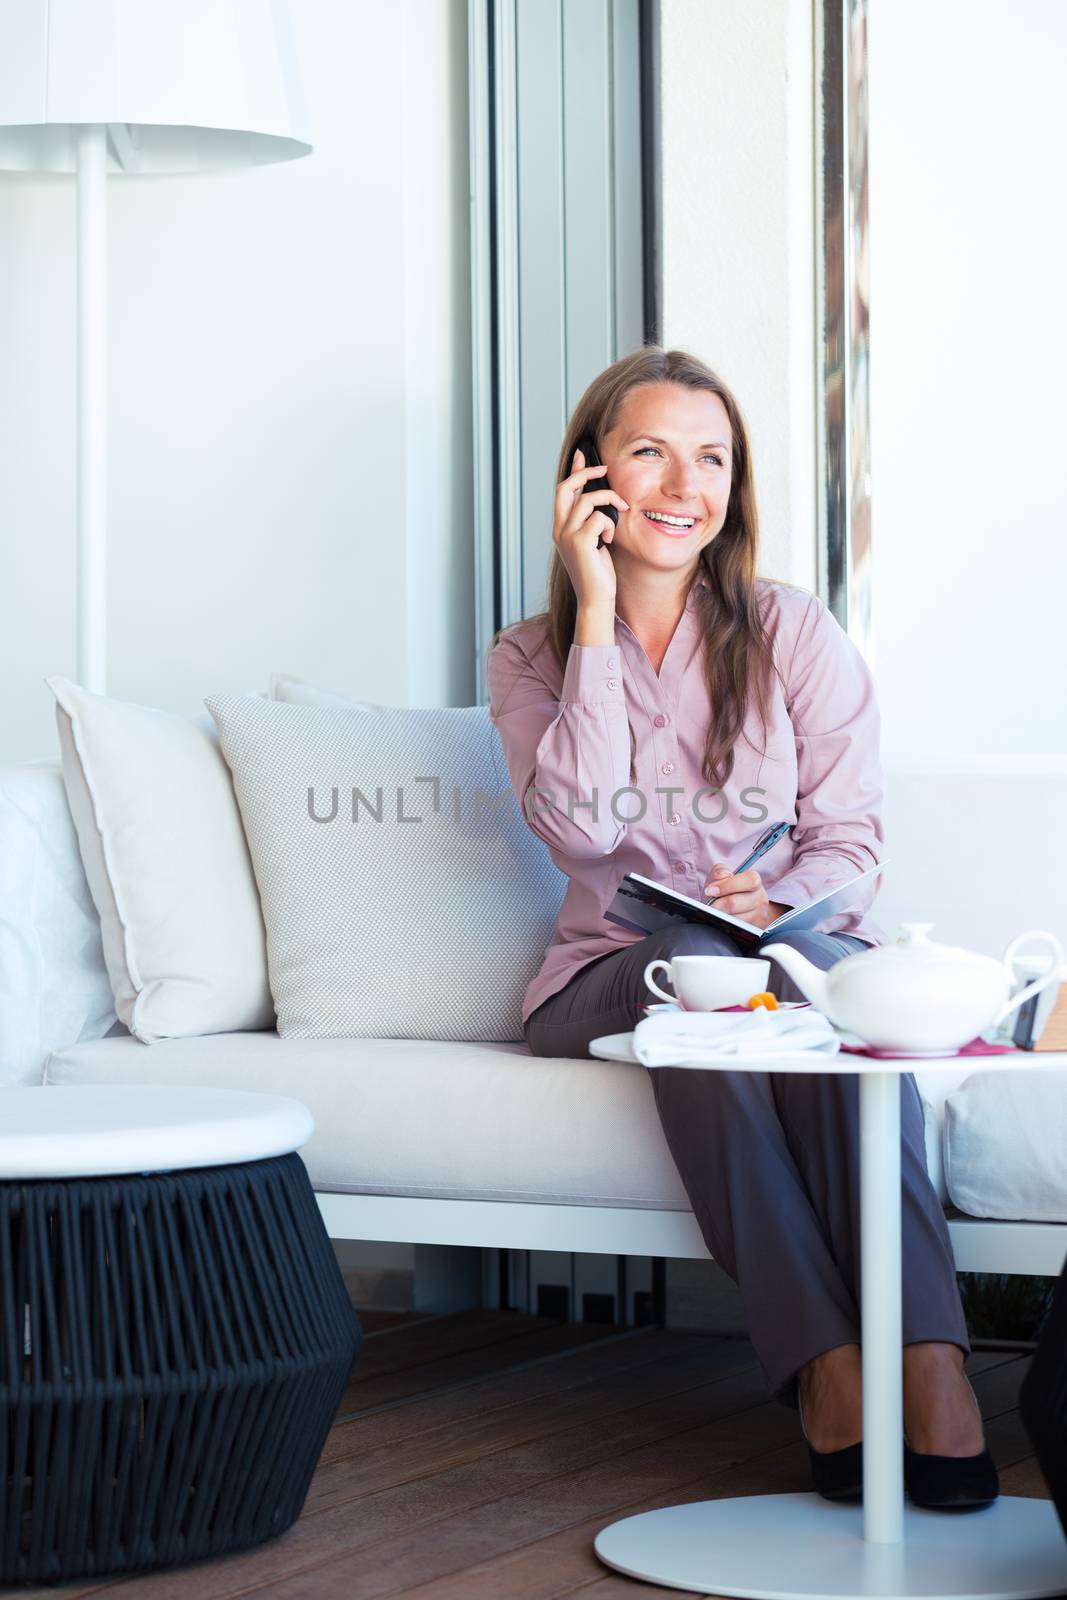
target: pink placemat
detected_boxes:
[840,1037,1015,1060]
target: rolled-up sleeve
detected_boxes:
[487,632,633,859]
[767,596,885,915]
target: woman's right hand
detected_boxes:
[553,447,629,611]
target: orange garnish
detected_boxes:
[746,991,779,1011]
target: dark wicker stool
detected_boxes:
[0,1086,362,1584]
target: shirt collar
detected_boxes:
[612,565,710,638]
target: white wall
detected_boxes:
[868,0,1067,758]
[0,0,473,764]
[659,0,816,591]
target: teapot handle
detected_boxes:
[994,931,1065,1026]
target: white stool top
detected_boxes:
[0,1086,314,1179]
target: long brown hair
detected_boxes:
[489,346,775,789]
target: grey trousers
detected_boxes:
[524,923,970,1392]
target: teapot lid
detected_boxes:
[884,922,980,964]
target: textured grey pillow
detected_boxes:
[205,695,567,1042]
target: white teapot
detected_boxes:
[764,924,1064,1056]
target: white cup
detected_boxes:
[644,955,772,1012]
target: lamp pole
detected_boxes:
[76,124,107,694]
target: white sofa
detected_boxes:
[3,754,1067,1301]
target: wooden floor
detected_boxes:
[21,1308,1048,1600]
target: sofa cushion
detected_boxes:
[944,1068,1067,1222]
[0,765,116,1085]
[912,1065,974,1205]
[44,1031,957,1211]
[47,678,274,1043]
[43,1033,691,1208]
[205,695,568,1043]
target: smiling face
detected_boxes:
[598,382,734,576]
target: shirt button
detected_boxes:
[606,679,618,690]
[654,714,668,728]
[606,656,617,669]
[661,762,674,775]
[670,812,682,826]
[673,861,685,872]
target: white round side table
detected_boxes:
[0,1083,314,1175]
[587,1037,1067,1600]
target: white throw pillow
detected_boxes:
[944,1070,1067,1222]
[270,672,382,711]
[47,678,275,1044]
[0,764,118,1084]
[206,694,568,1042]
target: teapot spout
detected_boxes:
[764,944,833,1020]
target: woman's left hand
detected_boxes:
[703,863,791,930]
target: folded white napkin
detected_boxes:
[630,1006,841,1067]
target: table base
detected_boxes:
[594,1493,1067,1599]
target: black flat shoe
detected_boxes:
[800,1397,864,1501]
[904,1443,1000,1510]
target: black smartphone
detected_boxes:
[574,434,618,549]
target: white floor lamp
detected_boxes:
[0,0,312,694]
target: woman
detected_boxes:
[486,346,996,1509]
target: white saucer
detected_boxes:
[643,1000,809,1016]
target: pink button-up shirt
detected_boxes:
[487,573,887,1025]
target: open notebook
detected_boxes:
[604,862,885,950]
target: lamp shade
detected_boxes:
[0,0,311,173]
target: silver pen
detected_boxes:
[731,820,790,876]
